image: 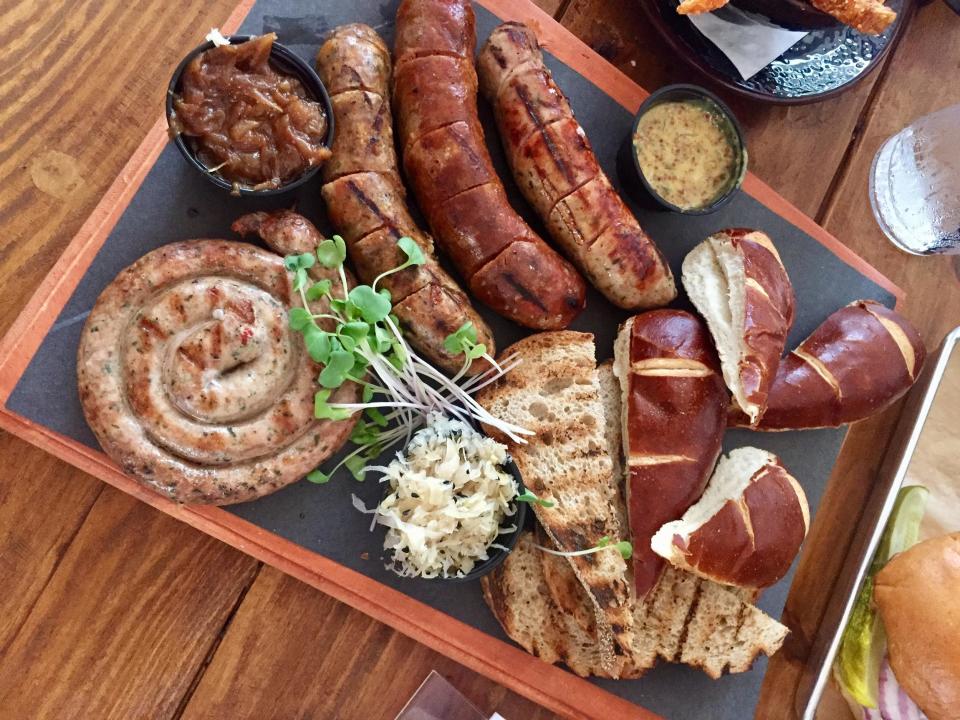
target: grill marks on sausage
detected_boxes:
[503,271,548,313]
[488,42,508,69]
[532,119,578,190]
[138,316,166,339]
[479,21,674,310]
[226,298,255,324]
[394,1,585,329]
[446,123,486,177]
[345,177,392,227]
[316,22,496,371]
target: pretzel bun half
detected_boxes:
[651,447,809,589]
[682,229,795,426]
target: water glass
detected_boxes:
[869,103,960,255]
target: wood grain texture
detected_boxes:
[0,0,237,336]
[760,4,960,717]
[0,0,565,717]
[0,0,957,718]
[557,0,894,218]
[180,566,557,720]
[0,486,260,719]
[0,433,102,654]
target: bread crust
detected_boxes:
[874,533,960,720]
[483,530,789,679]
[615,311,728,597]
[657,451,810,589]
[682,229,794,425]
[732,300,926,430]
[476,331,635,670]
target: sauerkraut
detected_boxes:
[373,416,518,579]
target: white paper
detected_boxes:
[688,8,807,80]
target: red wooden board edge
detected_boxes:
[0,1,905,718]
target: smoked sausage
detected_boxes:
[393,0,586,330]
[316,23,495,374]
[478,22,676,310]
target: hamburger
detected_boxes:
[872,533,960,720]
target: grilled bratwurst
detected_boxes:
[479,22,675,310]
[393,0,586,330]
[316,23,494,374]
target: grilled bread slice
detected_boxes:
[477,331,634,671]
[485,359,788,679]
[486,529,789,679]
[481,530,616,678]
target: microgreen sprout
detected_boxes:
[285,235,531,483]
[515,489,555,508]
[535,536,634,560]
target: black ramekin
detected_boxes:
[165,34,334,197]
[380,455,530,583]
[619,83,748,215]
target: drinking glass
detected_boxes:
[869,103,960,255]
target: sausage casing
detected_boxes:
[479,22,676,310]
[316,23,494,374]
[394,0,586,330]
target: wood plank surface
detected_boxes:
[0,0,236,336]
[760,3,960,716]
[0,0,957,717]
[0,486,259,719]
[180,566,555,720]
[0,434,102,654]
[0,0,577,717]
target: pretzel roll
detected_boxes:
[733,300,926,430]
[613,310,728,598]
[652,448,809,589]
[682,229,795,425]
[77,240,358,505]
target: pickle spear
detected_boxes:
[835,485,929,708]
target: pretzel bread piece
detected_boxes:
[732,300,926,430]
[613,310,728,598]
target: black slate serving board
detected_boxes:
[7,1,893,718]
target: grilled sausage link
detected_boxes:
[393,0,586,330]
[478,22,676,310]
[315,23,495,375]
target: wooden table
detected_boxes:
[1,1,957,718]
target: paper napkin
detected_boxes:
[688,7,808,80]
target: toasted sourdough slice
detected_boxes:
[511,370,788,678]
[476,331,633,669]
[682,229,794,425]
[645,566,789,678]
[485,530,790,679]
[481,530,616,678]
